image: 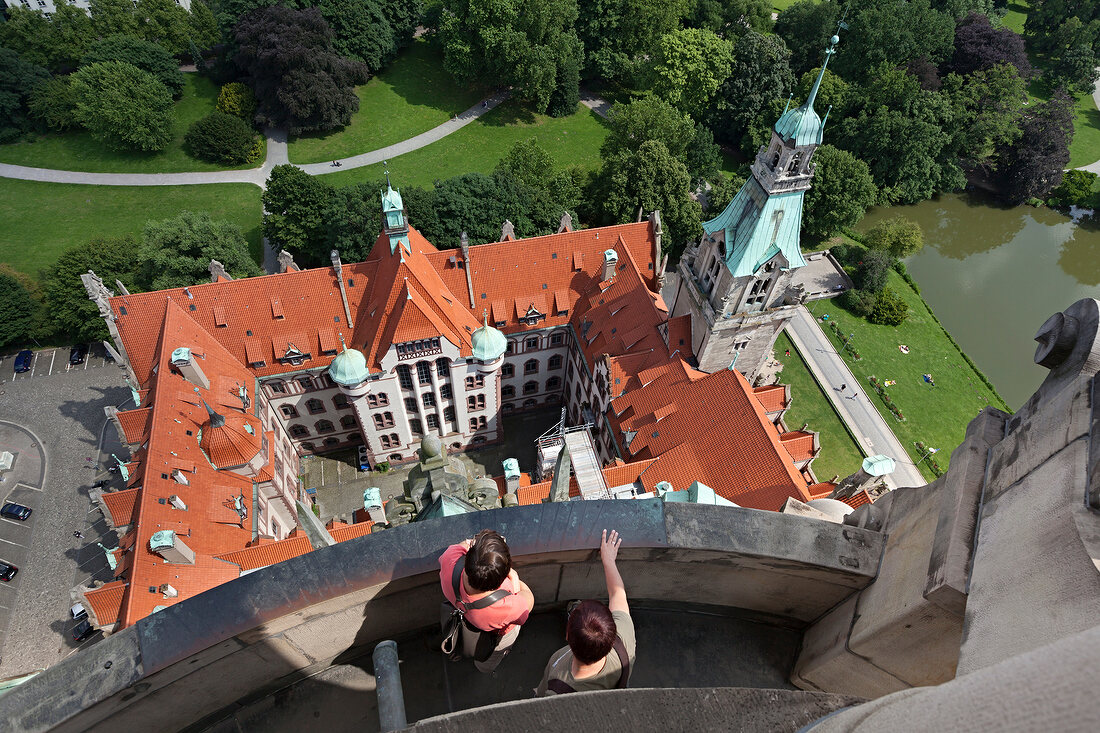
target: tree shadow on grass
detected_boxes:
[479,99,538,128]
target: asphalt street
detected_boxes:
[0,343,130,677]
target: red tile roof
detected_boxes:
[753,384,790,413]
[779,431,818,463]
[83,581,128,627]
[839,490,873,509]
[216,536,312,571]
[101,488,140,527]
[115,408,152,444]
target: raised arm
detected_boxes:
[600,529,628,614]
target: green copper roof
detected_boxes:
[471,316,507,361]
[328,345,370,386]
[774,34,838,147]
[502,458,520,479]
[703,177,807,277]
[149,530,175,551]
[862,455,896,476]
[381,183,403,213]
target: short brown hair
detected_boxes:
[566,600,616,664]
[464,529,511,592]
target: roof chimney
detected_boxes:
[363,487,387,525]
[331,250,354,329]
[502,458,521,495]
[149,531,195,565]
[602,249,618,282]
[169,494,188,510]
[170,347,210,389]
[558,212,573,233]
[170,470,189,486]
[159,584,178,598]
[460,231,476,309]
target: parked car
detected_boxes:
[70,604,87,621]
[13,350,32,373]
[0,561,17,581]
[69,344,88,365]
[72,619,96,642]
[0,503,31,521]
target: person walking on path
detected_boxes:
[439,529,534,673]
[840,384,847,392]
[536,529,635,696]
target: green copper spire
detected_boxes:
[774,33,840,147]
[380,168,410,254]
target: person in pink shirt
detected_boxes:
[439,529,535,673]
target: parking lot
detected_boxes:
[4,342,115,383]
[0,348,129,676]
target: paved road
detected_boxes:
[0,346,128,677]
[786,305,927,489]
[0,91,513,189]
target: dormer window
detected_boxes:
[385,210,404,229]
[396,338,441,359]
[279,342,311,366]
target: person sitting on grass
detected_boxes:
[536,529,635,695]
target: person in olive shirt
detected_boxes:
[536,529,635,695]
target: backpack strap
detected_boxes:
[612,637,631,689]
[450,558,510,610]
[547,678,575,695]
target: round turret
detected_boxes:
[774,105,823,147]
[328,345,370,387]
[471,317,507,363]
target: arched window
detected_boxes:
[316,420,335,434]
[788,151,803,174]
[502,402,514,412]
[333,393,350,409]
[291,425,309,438]
[443,406,455,421]
[426,414,439,429]
[523,380,538,395]
[389,453,403,461]
[347,432,362,443]
[280,405,299,419]
[501,363,514,378]
[548,354,563,370]
[523,399,537,409]
[502,385,515,398]
[323,437,339,447]
[340,415,356,430]
[267,381,287,395]
[440,384,452,399]
[405,397,419,413]
[410,419,423,435]
[306,398,325,414]
[417,362,432,385]
[301,442,315,452]
[467,394,485,410]
[546,376,561,391]
[397,364,413,389]
[297,376,313,391]
[771,148,781,169]
[524,359,539,374]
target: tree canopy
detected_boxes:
[69,60,174,151]
[706,30,794,153]
[647,28,733,113]
[997,89,1074,204]
[801,145,877,241]
[262,164,336,265]
[575,0,687,82]
[234,6,369,133]
[602,95,718,182]
[81,35,186,98]
[438,0,584,115]
[0,47,50,144]
[1025,0,1100,94]
[42,237,143,342]
[864,216,925,258]
[950,11,1032,78]
[138,211,262,291]
[0,266,41,349]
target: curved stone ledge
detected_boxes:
[4,499,882,733]
[410,687,865,733]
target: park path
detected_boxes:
[580,90,611,119]
[785,305,927,490]
[0,90,513,189]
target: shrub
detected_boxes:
[892,258,921,295]
[81,35,185,99]
[855,250,895,293]
[185,111,260,165]
[28,77,78,132]
[840,288,877,318]
[864,216,924,258]
[69,61,174,152]
[869,287,909,326]
[1047,169,1096,209]
[216,82,256,122]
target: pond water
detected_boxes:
[859,193,1100,409]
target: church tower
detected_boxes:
[669,34,840,382]
[381,174,410,254]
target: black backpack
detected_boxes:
[546,637,631,694]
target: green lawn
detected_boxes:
[773,332,865,483]
[812,269,1011,481]
[0,75,263,174]
[0,179,264,279]
[1002,1,1029,33]
[317,99,609,188]
[289,38,485,164]
[772,0,799,11]
[1069,89,1100,168]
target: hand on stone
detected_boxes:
[600,529,621,566]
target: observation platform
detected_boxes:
[204,605,811,732]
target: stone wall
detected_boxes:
[2,501,882,733]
